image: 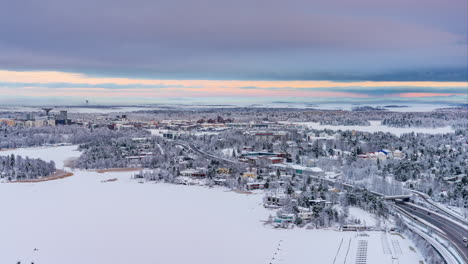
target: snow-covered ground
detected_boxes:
[348,207,378,227]
[286,120,454,136]
[0,146,424,264]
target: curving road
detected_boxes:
[174,141,241,165]
[397,202,468,263]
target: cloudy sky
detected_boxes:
[0,0,467,105]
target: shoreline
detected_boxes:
[0,148,17,152]
[10,170,74,183]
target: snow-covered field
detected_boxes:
[347,207,378,227]
[286,120,454,136]
[0,146,424,264]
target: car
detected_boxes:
[463,237,467,242]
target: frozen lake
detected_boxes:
[0,146,423,264]
[284,120,455,136]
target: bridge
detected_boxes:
[173,141,241,165]
[361,190,412,201]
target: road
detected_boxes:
[412,191,468,227]
[174,141,241,165]
[397,202,468,263]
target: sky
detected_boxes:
[0,0,467,105]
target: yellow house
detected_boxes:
[0,119,14,126]
[217,168,231,174]
[242,172,256,178]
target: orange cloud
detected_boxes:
[1,70,466,99]
[0,70,465,89]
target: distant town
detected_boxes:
[1,106,467,264]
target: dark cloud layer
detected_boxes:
[0,0,467,80]
[239,86,468,96]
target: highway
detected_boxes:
[412,191,468,227]
[397,202,468,263]
[174,141,241,165]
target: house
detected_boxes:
[115,124,134,130]
[376,151,387,161]
[274,213,295,223]
[362,151,387,161]
[379,149,392,158]
[163,133,175,139]
[309,199,332,207]
[246,156,284,166]
[246,181,265,190]
[275,164,324,177]
[307,132,338,141]
[217,168,231,175]
[242,169,257,178]
[264,192,288,207]
[357,154,368,159]
[298,212,314,220]
[267,157,284,164]
[126,156,144,161]
[214,178,227,185]
[367,152,377,160]
[254,132,275,141]
[0,119,14,126]
[342,224,367,231]
[297,207,313,220]
[332,149,343,156]
[393,150,403,159]
[180,168,206,178]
